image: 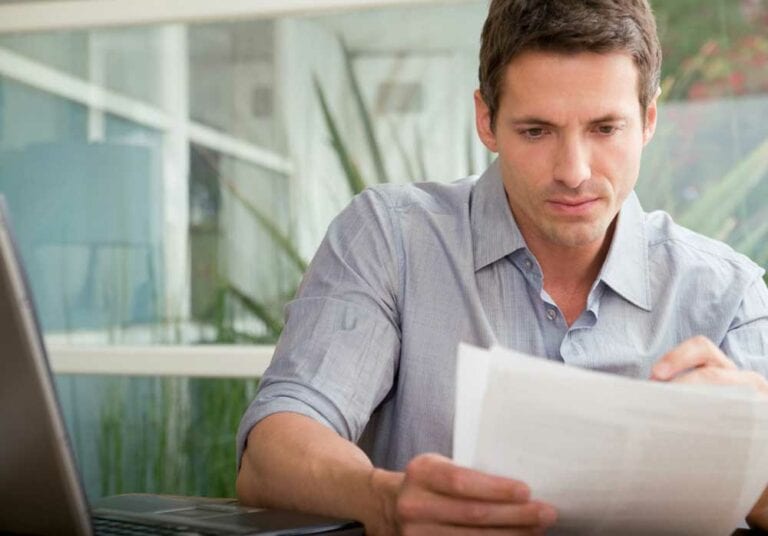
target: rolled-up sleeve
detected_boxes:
[721,272,768,377]
[237,188,402,465]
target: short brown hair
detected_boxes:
[479,0,662,128]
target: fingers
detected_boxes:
[674,367,768,396]
[651,336,768,397]
[746,484,768,529]
[397,485,554,527]
[405,453,529,502]
[398,454,558,532]
[651,336,735,380]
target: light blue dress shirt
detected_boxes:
[237,161,768,471]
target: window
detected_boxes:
[638,0,768,268]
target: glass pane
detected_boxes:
[89,27,167,108]
[638,0,768,268]
[0,26,166,108]
[0,31,88,79]
[0,77,166,337]
[189,144,294,344]
[189,20,286,155]
[56,374,259,499]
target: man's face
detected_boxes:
[475,51,658,250]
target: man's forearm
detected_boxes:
[236,412,403,534]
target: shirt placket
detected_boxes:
[514,252,569,361]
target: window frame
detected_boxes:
[0,0,457,34]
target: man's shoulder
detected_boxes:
[645,209,764,279]
[327,176,479,254]
[360,176,478,215]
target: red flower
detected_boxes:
[688,82,710,99]
[729,71,747,93]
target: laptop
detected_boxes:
[0,198,364,536]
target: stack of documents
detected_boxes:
[453,343,768,535]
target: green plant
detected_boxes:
[93,375,257,499]
[313,76,368,195]
[95,376,189,498]
[186,377,259,497]
[312,36,392,197]
[652,0,754,100]
[677,136,768,237]
[187,147,304,344]
[639,18,768,266]
[209,33,498,348]
[202,35,409,344]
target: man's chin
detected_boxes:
[543,223,609,249]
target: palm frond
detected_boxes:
[339,36,389,185]
[414,124,428,181]
[313,75,368,195]
[222,179,308,274]
[679,136,768,237]
[225,283,284,338]
[388,119,418,182]
[734,218,768,260]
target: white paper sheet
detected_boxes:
[453,342,491,466]
[453,343,768,535]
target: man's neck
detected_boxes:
[524,223,616,326]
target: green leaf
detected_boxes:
[313,75,369,195]
[388,119,418,182]
[225,283,284,338]
[413,124,428,181]
[679,136,768,237]
[222,179,308,274]
[339,36,389,185]
[734,218,768,260]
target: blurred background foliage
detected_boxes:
[640,0,768,270]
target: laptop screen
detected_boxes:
[0,197,92,535]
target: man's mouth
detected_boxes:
[546,197,600,214]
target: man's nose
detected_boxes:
[553,137,591,189]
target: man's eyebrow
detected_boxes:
[508,116,559,127]
[588,114,629,125]
[508,114,630,127]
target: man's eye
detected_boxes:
[522,128,546,139]
[597,125,617,135]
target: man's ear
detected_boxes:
[474,89,498,153]
[642,87,661,146]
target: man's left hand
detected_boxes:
[651,336,768,530]
[650,335,768,395]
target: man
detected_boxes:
[237,0,768,533]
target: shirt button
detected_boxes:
[524,259,533,270]
[546,308,557,321]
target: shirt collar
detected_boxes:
[470,160,652,311]
[470,160,527,271]
[597,191,652,311]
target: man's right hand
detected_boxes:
[382,453,557,535]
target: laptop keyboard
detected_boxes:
[93,516,222,535]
